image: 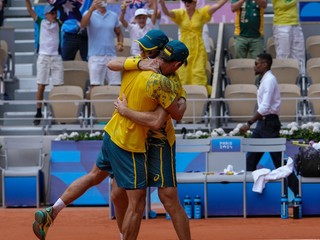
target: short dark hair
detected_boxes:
[257,53,273,69]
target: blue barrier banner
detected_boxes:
[211,138,241,152]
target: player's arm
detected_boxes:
[115,94,168,130]
[165,97,186,122]
[25,0,37,21]
[107,57,160,72]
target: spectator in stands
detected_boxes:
[271,0,306,74]
[120,0,158,56]
[61,0,92,61]
[240,53,299,196]
[80,0,123,98]
[0,0,6,26]
[231,0,267,59]
[25,0,64,126]
[177,0,213,61]
[145,0,161,29]
[159,0,228,95]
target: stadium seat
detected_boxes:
[181,85,208,124]
[48,85,85,124]
[278,83,302,123]
[266,36,276,59]
[306,58,320,85]
[90,85,120,124]
[271,58,300,85]
[306,35,320,59]
[63,60,90,93]
[242,138,287,217]
[1,137,46,207]
[223,84,257,123]
[206,137,246,217]
[176,137,211,218]
[307,83,320,121]
[226,58,256,85]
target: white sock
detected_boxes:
[120,233,123,240]
[52,198,67,219]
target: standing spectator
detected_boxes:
[61,0,92,61]
[120,0,158,56]
[145,0,161,29]
[231,0,267,59]
[25,0,64,126]
[159,0,228,94]
[240,53,299,195]
[80,0,123,97]
[0,0,6,26]
[272,0,306,74]
[178,0,213,59]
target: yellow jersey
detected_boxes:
[104,70,181,152]
[272,0,299,26]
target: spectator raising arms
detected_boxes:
[25,0,64,126]
[159,0,228,95]
[231,0,267,59]
[80,0,124,99]
[120,0,158,56]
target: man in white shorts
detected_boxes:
[80,0,123,98]
[25,0,64,126]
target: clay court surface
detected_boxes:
[1,207,320,240]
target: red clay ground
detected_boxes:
[1,207,320,240]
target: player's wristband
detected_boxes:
[123,58,141,70]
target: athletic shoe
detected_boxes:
[33,207,54,240]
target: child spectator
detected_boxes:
[120,0,158,56]
[25,0,64,126]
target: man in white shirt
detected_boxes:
[240,53,299,195]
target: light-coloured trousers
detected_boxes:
[273,25,306,74]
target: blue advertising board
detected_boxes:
[299,1,320,22]
[211,138,241,152]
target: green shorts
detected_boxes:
[147,139,177,187]
[96,132,148,189]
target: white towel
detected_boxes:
[252,157,294,193]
